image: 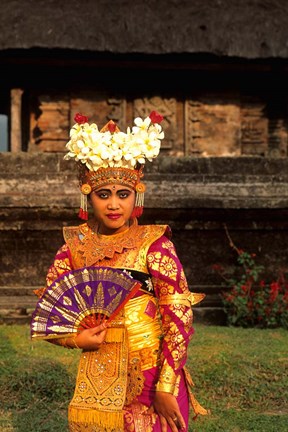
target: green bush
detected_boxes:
[212,229,288,328]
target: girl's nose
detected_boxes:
[107,196,120,210]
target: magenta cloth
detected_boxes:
[124,368,189,431]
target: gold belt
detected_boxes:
[125,294,163,370]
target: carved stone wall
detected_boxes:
[23,89,288,159]
[1,43,288,325]
[2,153,288,324]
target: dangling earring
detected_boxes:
[78,184,92,220]
[131,182,146,218]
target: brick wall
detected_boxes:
[1,153,288,324]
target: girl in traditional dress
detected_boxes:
[31,111,208,432]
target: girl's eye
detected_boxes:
[119,192,130,198]
[96,192,109,199]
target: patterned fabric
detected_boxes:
[35,220,207,431]
[69,328,129,431]
[147,237,194,394]
[62,219,171,271]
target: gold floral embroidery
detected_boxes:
[159,256,177,281]
[123,409,135,432]
[46,268,59,287]
[179,268,189,291]
[172,344,187,364]
[46,257,72,287]
[161,312,172,328]
[146,251,162,271]
[160,304,192,327]
[55,257,72,272]
[124,402,156,432]
[168,322,184,346]
[183,310,194,329]
[162,239,177,257]
[173,303,187,318]
[152,279,175,295]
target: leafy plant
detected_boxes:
[212,226,288,328]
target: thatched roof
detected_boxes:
[1,0,288,60]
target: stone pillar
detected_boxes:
[10,88,23,152]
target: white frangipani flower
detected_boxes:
[64,112,165,171]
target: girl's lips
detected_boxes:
[107,214,121,220]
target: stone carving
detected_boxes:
[134,97,178,152]
[185,96,241,156]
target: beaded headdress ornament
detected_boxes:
[64,111,164,220]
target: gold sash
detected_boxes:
[68,323,128,431]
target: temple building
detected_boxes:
[1,0,288,323]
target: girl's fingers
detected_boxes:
[91,322,107,335]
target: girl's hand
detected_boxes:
[149,392,186,432]
[73,322,108,350]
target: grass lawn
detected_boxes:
[0,324,287,431]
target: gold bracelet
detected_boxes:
[71,335,80,349]
[58,337,67,348]
[58,336,80,349]
[59,337,72,349]
[66,338,74,349]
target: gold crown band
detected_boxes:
[81,166,143,191]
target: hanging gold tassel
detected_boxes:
[78,184,92,220]
[183,367,210,419]
[131,182,145,218]
[69,406,124,430]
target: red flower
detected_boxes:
[269,281,280,302]
[107,121,117,133]
[74,113,88,124]
[270,281,280,291]
[241,284,248,292]
[149,111,163,124]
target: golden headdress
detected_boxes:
[64,111,165,220]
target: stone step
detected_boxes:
[0,286,226,325]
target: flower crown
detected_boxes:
[64,111,164,172]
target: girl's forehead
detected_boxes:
[94,184,134,192]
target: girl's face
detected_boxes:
[90,184,135,235]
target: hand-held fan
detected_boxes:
[30,266,142,340]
